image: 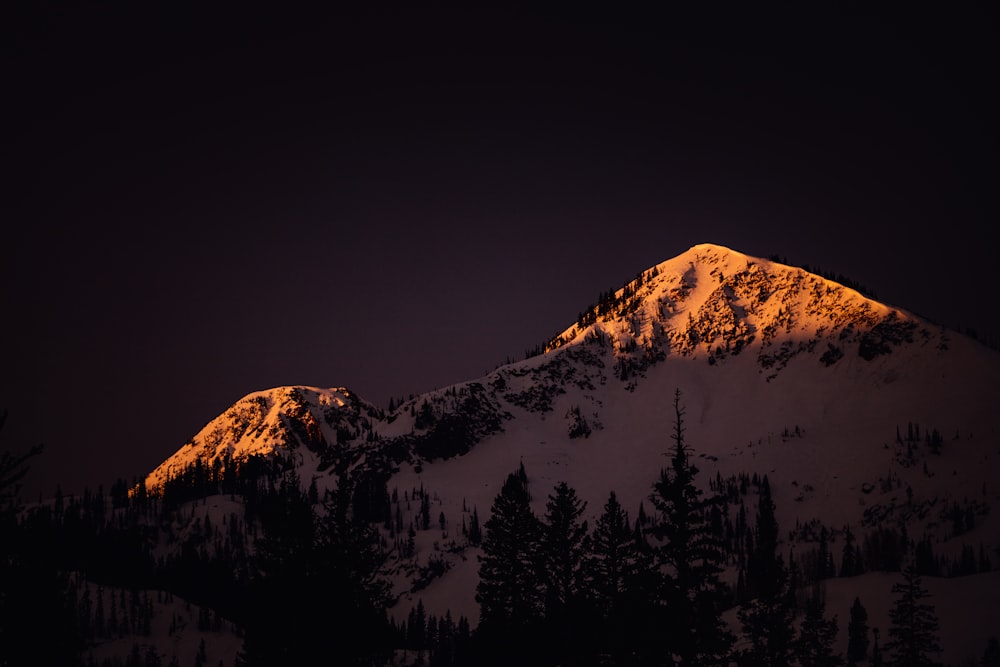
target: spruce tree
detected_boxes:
[816,527,836,580]
[650,389,734,666]
[738,474,795,666]
[840,526,858,578]
[627,512,663,664]
[409,599,427,651]
[846,597,869,665]
[582,491,636,621]
[468,506,482,545]
[541,481,589,663]
[885,562,943,667]
[794,591,843,666]
[475,468,544,648]
[871,627,883,667]
[541,481,588,612]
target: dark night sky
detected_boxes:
[3,5,997,499]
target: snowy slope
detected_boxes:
[72,574,243,667]
[144,243,1000,664]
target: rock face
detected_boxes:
[143,243,1000,659]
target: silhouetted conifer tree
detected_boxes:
[649,389,733,665]
[475,468,544,663]
[542,482,588,612]
[582,491,635,618]
[885,562,942,667]
[840,526,859,577]
[871,627,883,667]
[847,597,870,665]
[794,590,843,666]
[540,481,588,662]
[816,527,836,580]
[468,506,482,546]
[738,474,795,666]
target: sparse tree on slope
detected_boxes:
[650,389,734,666]
[885,562,943,667]
[468,505,482,545]
[840,526,860,578]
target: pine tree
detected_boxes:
[194,638,207,667]
[650,389,734,666]
[475,468,544,643]
[541,481,588,612]
[816,527,836,580]
[582,491,636,619]
[841,526,858,577]
[409,599,427,650]
[420,492,431,530]
[468,506,482,545]
[885,562,943,667]
[582,490,652,662]
[871,627,883,667]
[794,590,843,666]
[455,615,472,664]
[846,597,870,665]
[628,512,663,664]
[738,474,795,666]
[540,481,589,663]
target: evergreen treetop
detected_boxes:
[649,388,734,666]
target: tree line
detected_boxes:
[457,390,958,666]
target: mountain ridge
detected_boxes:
[145,242,980,498]
[138,243,1000,663]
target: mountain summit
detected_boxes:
[545,242,920,378]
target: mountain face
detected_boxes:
[145,386,384,491]
[145,243,1000,662]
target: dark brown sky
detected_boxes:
[3,5,998,499]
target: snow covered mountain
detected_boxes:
[145,243,1000,664]
[144,385,384,491]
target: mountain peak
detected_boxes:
[544,243,931,379]
[687,241,742,254]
